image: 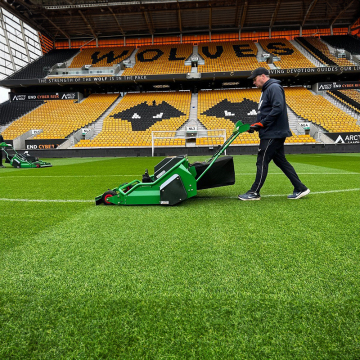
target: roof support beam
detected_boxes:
[239,0,248,29]
[270,0,281,29]
[209,4,212,31]
[139,1,154,35]
[140,3,154,36]
[330,0,355,27]
[143,11,154,35]
[43,0,211,10]
[108,7,125,36]
[42,13,70,40]
[350,12,360,27]
[176,0,182,33]
[234,0,242,28]
[302,0,319,27]
[78,10,97,39]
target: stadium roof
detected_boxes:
[1,0,360,42]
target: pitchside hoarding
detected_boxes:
[10,92,78,101]
[325,132,360,144]
[317,81,360,91]
[25,139,66,150]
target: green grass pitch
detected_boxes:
[0,153,359,359]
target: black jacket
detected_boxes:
[256,78,292,139]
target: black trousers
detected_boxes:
[250,138,307,194]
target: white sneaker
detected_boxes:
[287,188,310,199]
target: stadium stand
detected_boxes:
[197,41,269,73]
[327,90,360,114]
[75,91,190,147]
[285,87,360,133]
[2,94,119,140]
[68,47,135,68]
[295,37,354,67]
[1,34,359,150]
[7,49,79,80]
[258,38,316,69]
[321,35,360,55]
[122,44,193,75]
[197,89,316,145]
[0,100,44,127]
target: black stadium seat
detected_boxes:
[0,100,44,127]
[7,49,79,80]
[321,35,360,55]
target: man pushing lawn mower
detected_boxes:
[96,120,250,206]
[238,67,310,201]
[0,135,52,168]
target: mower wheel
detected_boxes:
[102,190,116,205]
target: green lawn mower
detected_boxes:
[0,142,52,168]
[96,120,250,206]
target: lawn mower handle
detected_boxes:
[196,121,250,183]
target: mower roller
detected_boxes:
[95,120,250,206]
[0,142,52,168]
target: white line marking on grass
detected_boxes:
[0,198,93,203]
[237,172,360,175]
[262,188,360,197]
[0,175,139,178]
[198,188,360,199]
[0,188,358,203]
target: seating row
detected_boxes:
[198,89,316,145]
[297,37,354,67]
[197,41,269,72]
[259,39,316,69]
[0,100,44,126]
[75,91,191,147]
[285,87,360,133]
[321,35,360,55]
[123,44,193,75]
[69,47,135,68]
[2,94,119,140]
[8,49,79,80]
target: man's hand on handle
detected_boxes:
[248,122,264,133]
